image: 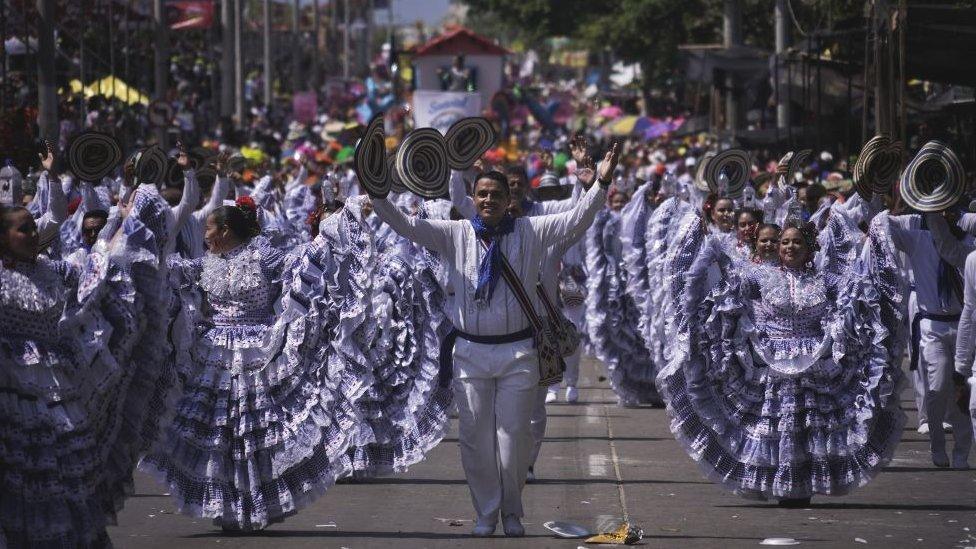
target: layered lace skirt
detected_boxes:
[345,253,453,477]
[0,256,172,547]
[657,268,905,499]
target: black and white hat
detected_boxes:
[444,117,496,170]
[354,115,391,198]
[395,128,450,199]
[135,145,168,187]
[67,131,122,182]
[899,140,965,212]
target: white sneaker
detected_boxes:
[502,514,525,537]
[565,386,579,403]
[472,516,497,537]
[545,389,558,403]
[942,422,954,433]
[917,423,930,435]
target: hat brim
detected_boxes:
[395,128,450,199]
[445,117,496,170]
[899,140,965,212]
[354,115,391,198]
[67,131,122,182]
[136,145,168,186]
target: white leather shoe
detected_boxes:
[565,386,579,403]
[917,423,930,434]
[472,517,497,537]
[545,389,558,403]
[942,422,954,433]
[502,514,525,537]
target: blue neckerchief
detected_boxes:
[470,213,516,306]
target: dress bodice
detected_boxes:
[0,259,75,342]
[742,263,833,374]
[195,239,286,326]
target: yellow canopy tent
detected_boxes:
[61,76,151,106]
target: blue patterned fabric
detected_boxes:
[657,212,906,500]
[470,213,515,306]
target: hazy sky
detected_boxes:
[380,0,452,27]
[293,0,453,28]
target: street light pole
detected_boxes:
[293,0,302,92]
[153,0,168,146]
[36,0,59,142]
[312,0,321,91]
[263,0,272,109]
[221,0,235,119]
[723,0,741,136]
[234,0,244,124]
[775,0,790,130]
[343,0,350,79]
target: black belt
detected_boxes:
[438,327,534,387]
[910,312,961,371]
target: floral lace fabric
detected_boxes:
[342,201,453,477]
[657,211,906,499]
[586,207,660,406]
[0,219,173,547]
[141,210,387,531]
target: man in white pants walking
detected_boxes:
[371,144,619,536]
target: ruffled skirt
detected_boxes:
[658,273,905,499]
[345,254,453,477]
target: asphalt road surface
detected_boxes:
[109,357,976,548]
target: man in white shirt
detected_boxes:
[953,249,976,466]
[370,144,619,537]
[888,210,974,468]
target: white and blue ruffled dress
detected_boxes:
[657,211,906,499]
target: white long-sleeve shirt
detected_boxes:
[32,170,66,249]
[955,250,976,377]
[888,212,974,315]
[374,182,608,335]
[178,175,230,258]
[133,169,201,259]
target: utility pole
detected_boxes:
[221,0,235,119]
[36,0,58,142]
[722,0,742,136]
[343,0,350,79]
[774,0,790,130]
[312,0,321,91]
[263,0,272,109]
[234,0,244,124]
[153,0,168,146]
[293,0,302,92]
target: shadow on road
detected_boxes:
[717,502,976,511]
[186,530,554,540]
[882,466,970,473]
[353,477,711,486]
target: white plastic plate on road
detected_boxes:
[543,521,592,538]
[760,538,801,546]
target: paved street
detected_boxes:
[110,357,976,548]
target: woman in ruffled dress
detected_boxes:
[0,193,170,546]
[140,192,378,531]
[659,211,906,506]
[343,197,454,478]
[586,186,661,407]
